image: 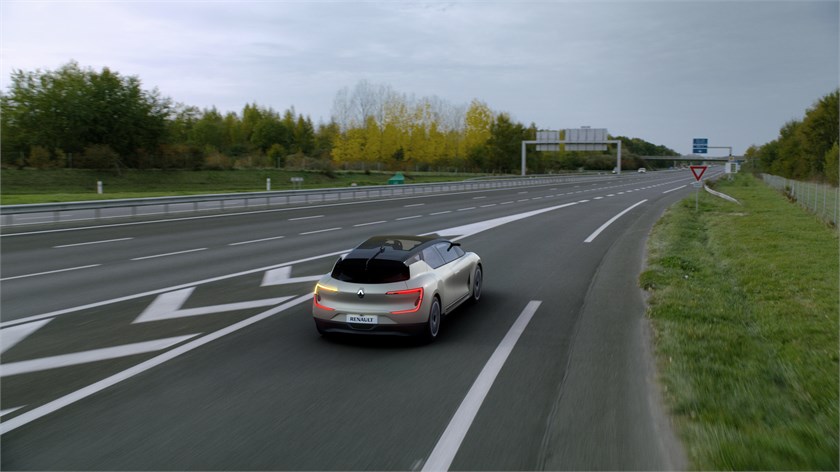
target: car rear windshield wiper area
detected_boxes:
[332,257,410,284]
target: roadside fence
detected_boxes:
[761,174,839,228]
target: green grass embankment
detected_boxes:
[0,169,489,204]
[641,173,839,470]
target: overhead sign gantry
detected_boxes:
[521,127,622,176]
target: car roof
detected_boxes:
[346,235,448,262]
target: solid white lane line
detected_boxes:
[430,211,451,215]
[0,264,102,282]
[228,236,284,246]
[131,248,207,261]
[584,199,648,243]
[288,215,324,221]
[404,203,425,207]
[0,335,198,377]
[422,301,542,472]
[0,294,312,435]
[354,220,387,227]
[54,238,134,248]
[299,227,342,235]
[397,215,422,221]
[663,185,687,194]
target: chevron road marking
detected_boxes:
[0,407,23,417]
[0,294,312,435]
[0,334,198,377]
[0,193,617,434]
[133,288,293,324]
[1,319,52,354]
[261,266,323,287]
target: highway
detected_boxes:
[0,169,716,470]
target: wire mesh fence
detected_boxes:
[762,174,839,229]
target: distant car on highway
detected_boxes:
[312,235,482,341]
[637,168,646,173]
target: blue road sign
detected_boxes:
[693,148,708,154]
[693,138,708,146]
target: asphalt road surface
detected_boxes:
[1,169,718,470]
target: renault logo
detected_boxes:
[357,288,365,298]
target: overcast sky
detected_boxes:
[2,0,837,155]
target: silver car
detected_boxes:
[312,235,483,341]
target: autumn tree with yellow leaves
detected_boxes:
[330,81,503,171]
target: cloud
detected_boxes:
[1,0,837,154]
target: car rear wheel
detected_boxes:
[423,296,441,342]
[315,321,329,338]
[469,265,482,304]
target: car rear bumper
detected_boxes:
[314,318,427,336]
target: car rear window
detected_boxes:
[434,242,464,264]
[331,258,410,284]
[421,246,446,269]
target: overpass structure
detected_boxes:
[641,155,745,164]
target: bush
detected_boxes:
[203,150,233,170]
[76,144,119,170]
[267,144,287,168]
[28,145,63,169]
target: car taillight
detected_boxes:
[314,283,336,311]
[386,287,424,314]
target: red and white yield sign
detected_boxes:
[690,165,708,181]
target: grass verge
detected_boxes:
[640,173,839,469]
[0,169,491,204]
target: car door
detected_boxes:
[433,242,471,310]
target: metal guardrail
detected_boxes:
[762,174,839,228]
[0,174,611,227]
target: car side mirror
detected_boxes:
[447,242,461,251]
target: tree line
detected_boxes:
[745,89,839,185]
[1,61,675,174]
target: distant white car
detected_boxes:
[637,168,646,173]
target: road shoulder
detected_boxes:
[539,198,687,470]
